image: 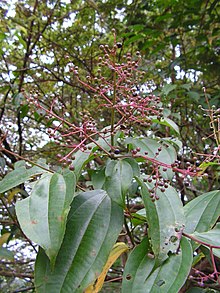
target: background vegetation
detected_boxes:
[0,0,219,292]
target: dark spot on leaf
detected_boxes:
[169,235,178,243]
[126,274,132,280]
[157,279,165,286]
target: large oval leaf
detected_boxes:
[16,170,76,267]
[184,190,220,234]
[122,237,192,293]
[138,179,185,262]
[34,189,123,293]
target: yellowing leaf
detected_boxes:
[85,242,129,293]
[0,233,10,246]
[8,188,22,203]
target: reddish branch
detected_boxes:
[183,232,220,284]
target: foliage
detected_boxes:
[0,0,219,292]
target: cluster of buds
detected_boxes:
[71,35,163,131]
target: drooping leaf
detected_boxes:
[122,237,155,293]
[137,178,185,262]
[0,160,49,194]
[184,190,220,234]
[34,189,124,293]
[85,242,128,293]
[16,170,76,268]
[122,237,192,293]
[104,159,133,206]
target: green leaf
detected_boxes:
[91,168,106,189]
[73,148,94,180]
[0,247,14,260]
[126,137,177,180]
[122,238,155,293]
[152,117,180,134]
[0,160,49,194]
[190,223,220,249]
[162,84,177,96]
[13,92,24,108]
[138,179,185,262]
[146,237,192,292]
[16,170,76,268]
[20,104,29,118]
[180,83,192,91]
[184,190,220,234]
[122,237,192,293]
[34,189,124,293]
[104,159,133,206]
[0,32,6,41]
[188,91,200,101]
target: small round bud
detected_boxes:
[69,165,75,171]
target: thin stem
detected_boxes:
[124,217,135,247]
[0,147,54,173]
[183,231,220,283]
[111,55,117,147]
[0,198,38,254]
